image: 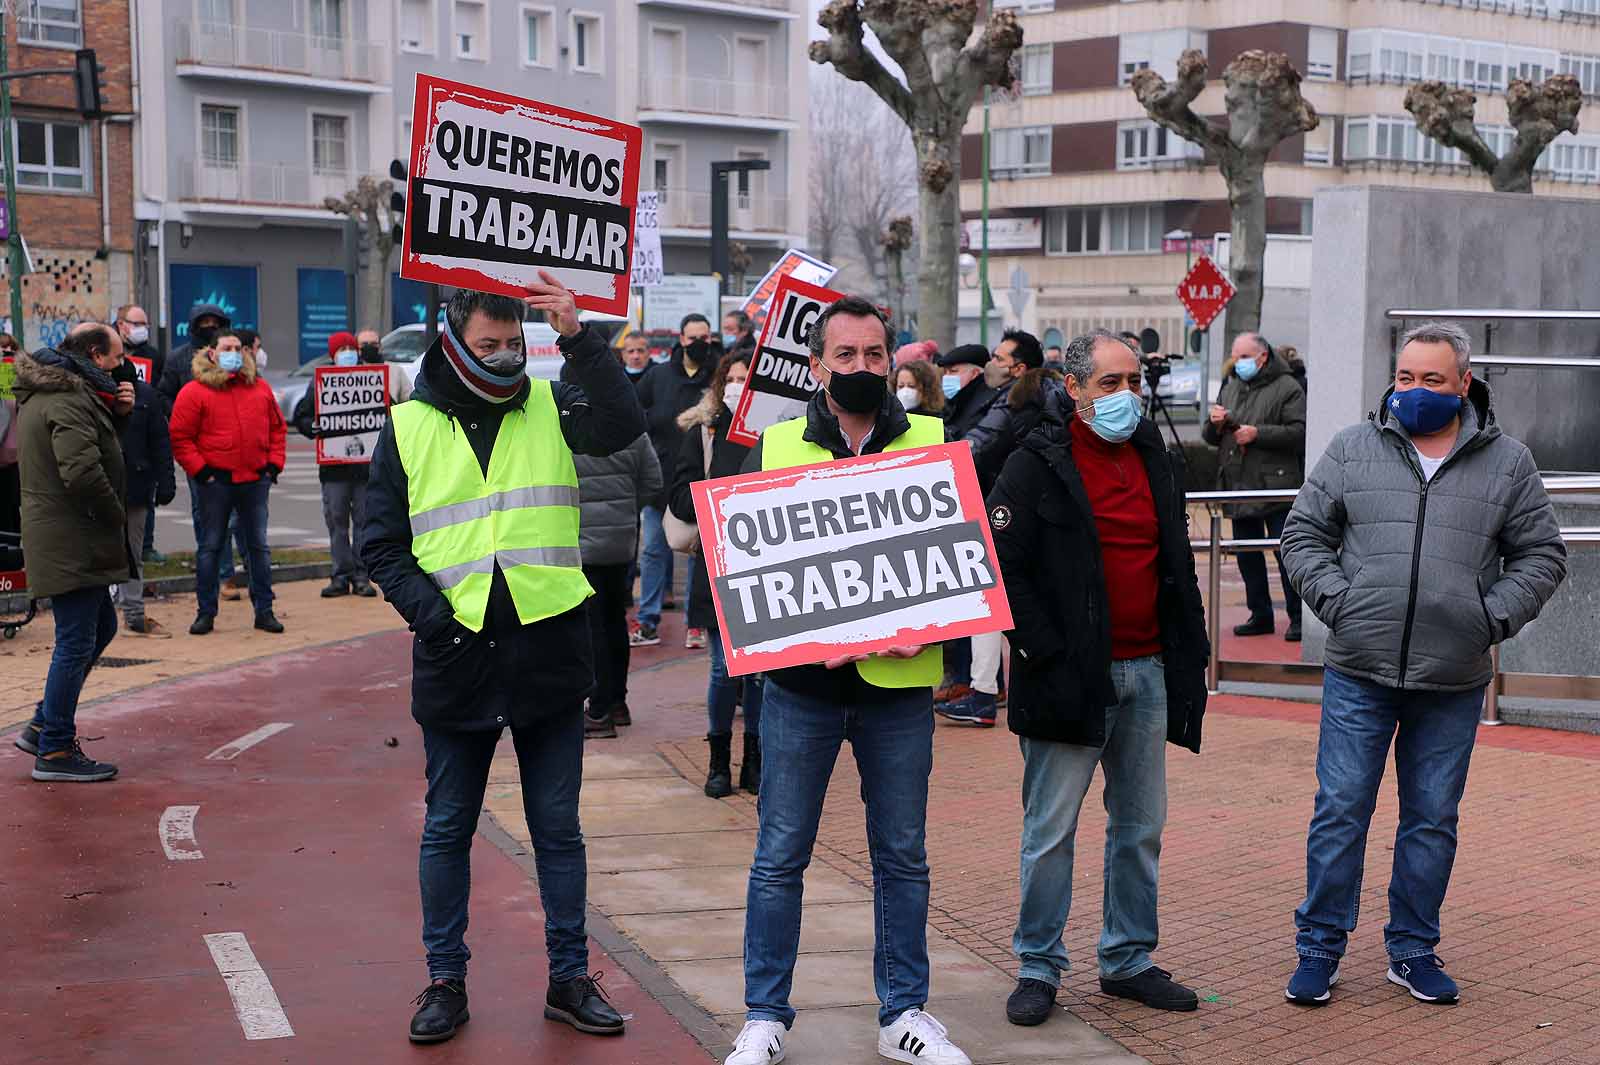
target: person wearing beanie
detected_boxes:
[293,329,412,597]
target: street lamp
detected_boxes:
[958,252,978,289]
[711,159,771,296]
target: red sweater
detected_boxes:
[1070,416,1162,660]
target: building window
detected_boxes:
[1021,44,1052,96]
[1045,204,1163,256]
[12,118,87,190]
[18,0,83,47]
[400,0,434,53]
[1118,29,1207,86]
[990,126,1051,178]
[1562,53,1600,96]
[1343,114,1554,171]
[1307,27,1338,81]
[1303,122,1333,166]
[1345,29,1551,93]
[570,13,603,73]
[312,114,349,175]
[453,0,487,61]
[1116,119,1198,170]
[522,6,554,67]
[309,0,345,42]
[201,104,241,167]
[992,0,1055,11]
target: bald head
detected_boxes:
[64,322,124,370]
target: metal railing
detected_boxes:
[1190,476,1600,724]
[638,75,789,121]
[654,185,790,232]
[173,17,387,84]
[176,157,351,210]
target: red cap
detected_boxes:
[327,330,357,356]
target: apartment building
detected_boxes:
[2,0,137,348]
[960,0,1600,355]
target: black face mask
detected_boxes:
[684,338,711,363]
[111,359,139,385]
[359,342,382,363]
[191,325,219,348]
[824,367,886,414]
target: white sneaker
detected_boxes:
[726,1018,787,1065]
[878,1008,971,1065]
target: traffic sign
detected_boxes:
[1176,254,1235,332]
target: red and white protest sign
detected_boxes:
[313,365,391,465]
[126,355,153,384]
[738,248,837,334]
[725,274,844,448]
[1176,254,1235,332]
[692,442,1013,676]
[399,74,643,315]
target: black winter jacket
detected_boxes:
[127,339,166,387]
[943,376,998,441]
[118,379,176,508]
[987,395,1210,753]
[669,393,754,631]
[634,345,714,508]
[157,302,231,415]
[361,324,646,731]
[966,371,1064,494]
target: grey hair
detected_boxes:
[1400,320,1472,374]
[806,296,894,362]
[1062,328,1136,386]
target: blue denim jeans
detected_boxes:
[188,475,243,581]
[419,710,588,983]
[745,680,932,1028]
[1295,668,1484,963]
[637,504,672,629]
[1013,654,1168,985]
[194,478,273,617]
[708,631,762,738]
[30,586,118,756]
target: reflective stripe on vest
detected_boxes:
[759,413,945,689]
[391,383,591,632]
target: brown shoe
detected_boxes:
[934,682,972,706]
[220,585,243,602]
[123,617,172,639]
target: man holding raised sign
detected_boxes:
[717,296,984,1065]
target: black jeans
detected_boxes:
[583,562,632,710]
[1233,508,1301,625]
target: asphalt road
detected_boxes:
[152,435,329,555]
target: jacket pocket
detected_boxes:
[1260,463,1302,491]
[1477,589,1500,649]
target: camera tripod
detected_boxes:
[1141,359,1185,449]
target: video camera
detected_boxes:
[1124,327,1183,388]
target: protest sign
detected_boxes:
[692,442,1012,676]
[127,355,153,384]
[0,356,17,401]
[400,74,643,315]
[738,248,837,330]
[725,275,843,448]
[644,275,720,333]
[313,365,391,465]
[632,191,663,289]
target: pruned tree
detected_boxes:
[1404,75,1582,193]
[811,0,1022,350]
[324,175,399,333]
[1132,49,1317,348]
[881,215,913,328]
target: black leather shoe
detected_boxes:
[1006,977,1057,1026]
[254,611,285,634]
[320,580,350,598]
[1100,966,1198,1012]
[1232,616,1274,637]
[190,613,214,635]
[409,979,468,1043]
[1285,621,1303,643]
[544,972,624,1035]
[353,580,378,598]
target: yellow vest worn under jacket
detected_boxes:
[760,412,944,688]
[392,385,591,633]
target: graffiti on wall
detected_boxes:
[0,251,110,348]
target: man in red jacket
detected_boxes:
[169,329,287,635]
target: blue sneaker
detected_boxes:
[934,691,996,727]
[1284,956,1340,1005]
[1387,955,1458,1003]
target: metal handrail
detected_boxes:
[1385,308,1600,320]
[1471,355,1600,368]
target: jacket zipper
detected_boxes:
[1394,480,1429,689]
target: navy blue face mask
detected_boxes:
[1389,386,1463,436]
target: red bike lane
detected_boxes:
[2,631,714,1065]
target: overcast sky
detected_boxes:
[805,0,905,80]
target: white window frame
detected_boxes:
[308,108,355,177]
[520,4,555,69]
[306,0,349,44]
[649,139,685,202]
[11,115,91,192]
[452,0,489,62]
[399,0,436,55]
[1306,27,1338,82]
[1021,43,1052,96]
[1115,118,1198,170]
[1303,120,1333,167]
[1118,28,1206,87]
[989,125,1051,179]
[17,0,84,49]
[569,11,604,75]
[197,97,247,170]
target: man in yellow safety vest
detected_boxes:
[362,273,644,1045]
[723,297,973,1065]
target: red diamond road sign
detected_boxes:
[1176,254,1236,332]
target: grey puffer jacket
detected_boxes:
[1281,379,1566,692]
[574,433,662,566]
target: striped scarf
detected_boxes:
[438,319,526,404]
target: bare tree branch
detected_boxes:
[1130,50,1229,158]
[1406,74,1582,193]
[809,0,916,127]
[323,175,398,330]
[1403,81,1501,175]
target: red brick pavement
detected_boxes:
[650,661,1600,1065]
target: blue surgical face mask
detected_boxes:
[1081,388,1140,444]
[218,350,244,374]
[1389,385,1463,436]
[721,332,739,349]
[941,373,962,399]
[1234,355,1261,381]
[334,348,359,367]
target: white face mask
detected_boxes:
[896,385,920,411]
[722,382,745,407]
[126,325,149,346]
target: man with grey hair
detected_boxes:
[1280,320,1565,1008]
[987,327,1209,1026]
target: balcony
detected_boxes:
[638,75,794,129]
[176,158,351,220]
[174,18,387,93]
[638,0,796,21]
[656,186,790,237]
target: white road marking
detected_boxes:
[159,805,203,860]
[206,723,293,761]
[264,525,315,538]
[203,933,295,1040]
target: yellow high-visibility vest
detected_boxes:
[392,383,591,632]
[760,412,944,688]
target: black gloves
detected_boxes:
[257,464,281,484]
[195,466,227,484]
